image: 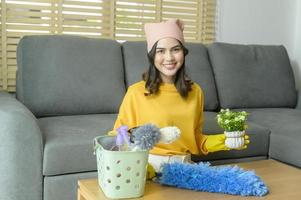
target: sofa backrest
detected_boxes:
[17,35,126,117]
[208,42,297,108]
[122,41,219,111]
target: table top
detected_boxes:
[78,159,301,200]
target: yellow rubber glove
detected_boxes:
[107,130,117,135]
[205,134,250,153]
[146,163,156,180]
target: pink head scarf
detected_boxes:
[144,19,185,52]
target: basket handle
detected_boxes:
[93,138,101,155]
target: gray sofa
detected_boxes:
[0,35,300,200]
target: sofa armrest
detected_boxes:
[296,90,301,109]
[0,92,43,200]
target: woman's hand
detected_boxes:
[235,134,250,150]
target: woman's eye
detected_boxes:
[173,48,181,52]
[156,50,164,54]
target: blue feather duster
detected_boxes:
[159,162,268,196]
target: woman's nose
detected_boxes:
[164,51,174,60]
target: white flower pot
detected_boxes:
[224,130,245,149]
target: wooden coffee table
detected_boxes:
[78,159,301,200]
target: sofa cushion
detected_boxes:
[208,42,297,109]
[44,172,97,200]
[122,41,219,111]
[17,35,125,117]
[192,111,270,162]
[39,114,117,176]
[235,108,301,168]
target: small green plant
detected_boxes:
[216,109,249,132]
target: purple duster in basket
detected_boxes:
[115,125,130,151]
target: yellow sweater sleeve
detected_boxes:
[194,87,209,155]
[112,86,137,131]
[196,87,229,153]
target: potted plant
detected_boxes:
[216,109,249,149]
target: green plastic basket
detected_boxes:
[94,135,149,199]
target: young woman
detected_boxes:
[112,19,249,172]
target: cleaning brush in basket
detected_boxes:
[112,123,181,151]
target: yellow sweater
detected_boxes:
[113,81,208,156]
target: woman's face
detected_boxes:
[154,38,184,83]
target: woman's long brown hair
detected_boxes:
[142,40,193,98]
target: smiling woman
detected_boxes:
[110,19,249,175]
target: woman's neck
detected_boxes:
[161,75,175,84]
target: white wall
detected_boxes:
[293,0,301,89]
[217,0,301,89]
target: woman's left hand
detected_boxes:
[236,134,250,149]
[228,134,250,150]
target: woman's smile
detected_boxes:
[163,63,177,69]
